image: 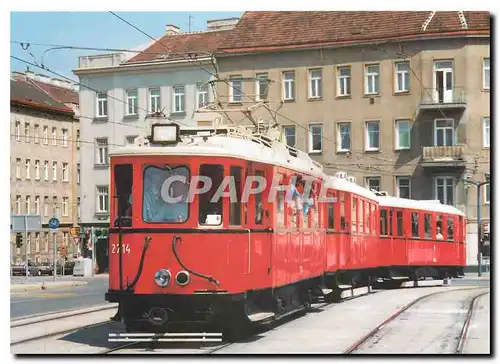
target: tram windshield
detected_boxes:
[142,165,189,223]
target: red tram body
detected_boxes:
[105,125,466,335]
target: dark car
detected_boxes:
[12,261,41,276]
[37,263,55,275]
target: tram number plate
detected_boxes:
[111,244,131,254]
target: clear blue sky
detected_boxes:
[10,11,243,80]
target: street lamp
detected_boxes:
[462,177,490,277]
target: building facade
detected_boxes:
[72,18,238,272]
[215,11,490,270]
[10,74,80,264]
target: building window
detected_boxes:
[25,196,31,214]
[44,233,49,252]
[35,196,40,215]
[282,71,295,101]
[229,77,243,103]
[483,58,490,90]
[25,159,30,179]
[396,176,411,199]
[365,120,380,151]
[26,234,31,254]
[35,233,40,252]
[337,66,351,97]
[77,197,81,219]
[126,89,138,115]
[34,160,40,180]
[62,197,69,216]
[52,162,57,181]
[96,92,108,117]
[172,85,185,113]
[52,127,57,146]
[63,232,68,246]
[435,177,454,206]
[309,69,322,99]
[15,121,21,141]
[77,163,81,184]
[44,196,49,216]
[484,174,490,204]
[196,83,209,108]
[62,129,68,147]
[34,124,39,143]
[308,124,323,153]
[52,196,58,215]
[283,126,296,147]
[16,195,21,214]
[24,123,30,142]
[96,185,109,213]
[149,88,161,113]
[76,129,80,149]
[95,138,108,165]
[255,73,269,101]
[366,177,381,192]
[365,64,380,95]
[15,158,21,179]
[483,117,490,148]
[337,122,351,152]
[395,119,411,150]
[395,61,410,93]
[434,119,455,146]
[44,161,49,180]
[62,163,69,182]
[43,126,48,144]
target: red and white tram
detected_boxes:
[105,124,466,336]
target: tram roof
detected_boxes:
[376,195,466,216]
[110,133,325,178]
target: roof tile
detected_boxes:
[219,11,490,53]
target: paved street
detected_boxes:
[11,277,109,319]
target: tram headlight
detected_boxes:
[151,123,179,144]
[154,269,171,287]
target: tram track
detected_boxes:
[344,287,489,354]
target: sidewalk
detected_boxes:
[11,280,88,293]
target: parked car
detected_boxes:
[12,261,41,276]
[36,263,55,276]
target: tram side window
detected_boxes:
[371,204,376,235]
[380,209,388,236]
[229,166,242,226]
[458,216,464,243]
[328,201,334,229]
[199,164,224,225]
[352,198,357,232]
[359,200,364,233]
[436,215,444,240]
[389,210,393,236]
[411,212,420,238]
[447,217,455,241]
[340,193,346,231]
[254,170,264,225]
[114,164,133,227]
[277,190,285,227]
[365,201,370,233]
[396,211,404,237]
[424,214,431,239]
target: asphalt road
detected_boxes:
[11,278,109,320]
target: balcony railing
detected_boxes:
[419,87,467,110]
[421,145,466,168]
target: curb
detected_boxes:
[10,281,88,293]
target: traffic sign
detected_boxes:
[11,215,42,233]
[48,217,60,230]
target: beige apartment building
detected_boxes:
[10,74,81,264]
[214,11,490,269]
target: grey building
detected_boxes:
[10,74,80,264]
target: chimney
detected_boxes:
[207,18,239,31]
[166,24,180,35]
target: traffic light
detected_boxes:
[60,246,67,256]
[15,233,23,248]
